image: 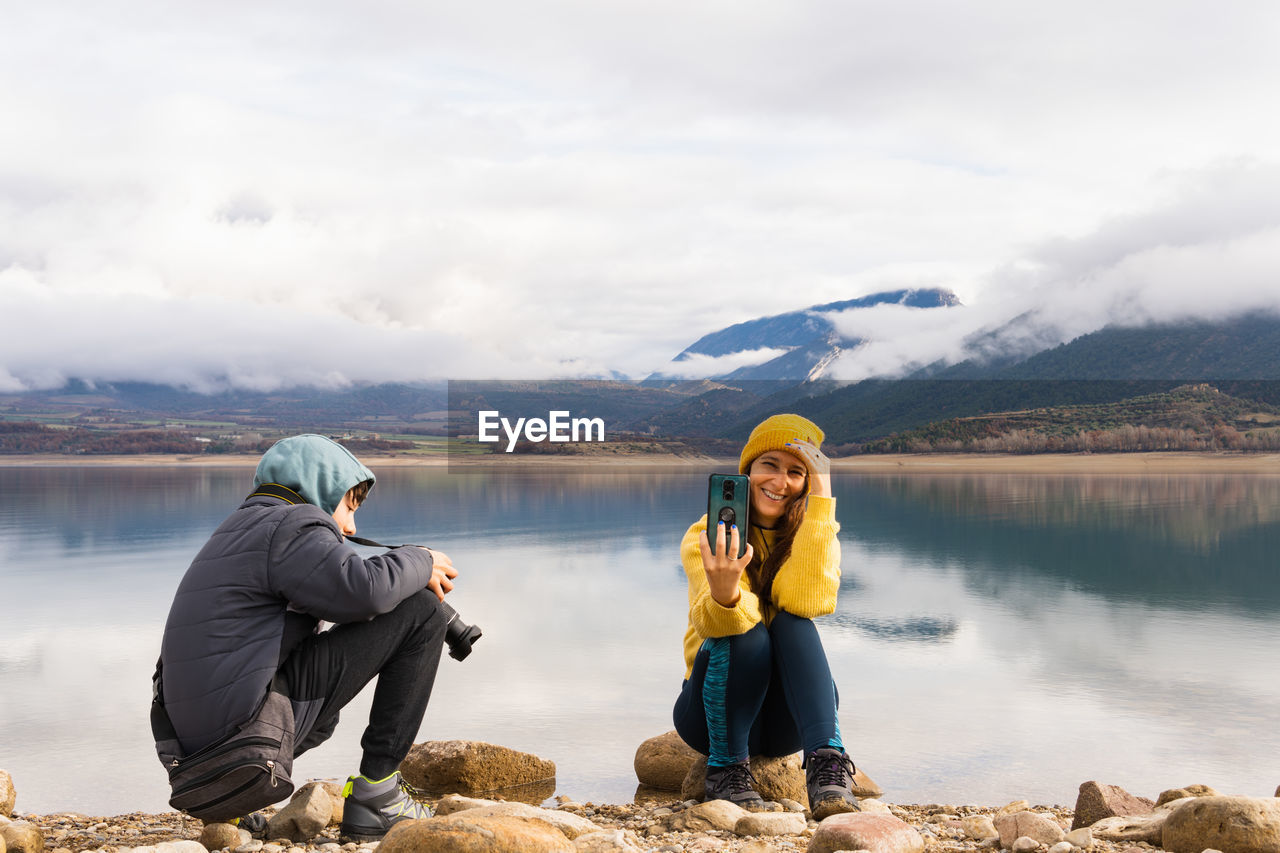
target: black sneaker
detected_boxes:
[804,747,862,820]
[229,813,268,839]
[704,760,767,812]
[340,771,433,841]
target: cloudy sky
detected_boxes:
[3,1,1280,390]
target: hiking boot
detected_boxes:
[804,747,862,820]
[340,771,433,841]
[704,760,767,812]
[229,813,268,839]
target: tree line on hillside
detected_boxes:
[858,423,1280,454]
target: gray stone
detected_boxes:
[293,781,345,826]
[734,811,807,836]
[571,829,646,852]
[962,815,998,841]
[664,799,749,832]
[234,841,263,853]
[399,741,555,796]
[0,772,13,818]
[0,821,42,853]
[1064,827,1093,849]
[267,783,333,842]
[633,732,700,791]
[1071,782,1154,831]
[1162,795,1280,853]
[1048,843,1074,853]
[1012,837,1040,853]
[808,813,925,853]
[378,815,574,852]
[994,812,1065,847]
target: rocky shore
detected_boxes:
[6,748,1280,853]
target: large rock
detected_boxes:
[994,811,1066,847]
[664,800,748,832]
[435,803,596,840]
[400,741,555,795]
[810,813,924,853]
[379,815,573,853]
[0,821,41,853]
[1072,781,1155,830]
[1162,796,1280,853]
[682,755,805,804]
[633,732,700,791]
[734,811,807,837]
[266,782,333,842]
[1156,784,1219,807]
[0,772,13,818]
[197,823,248,851]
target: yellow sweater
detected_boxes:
[680,495,841,678]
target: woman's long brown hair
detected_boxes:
[745,474,809,605]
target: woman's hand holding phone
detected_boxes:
[699,521,754,608]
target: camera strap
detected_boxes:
[346,534,428,550]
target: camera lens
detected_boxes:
[723,482,734,497]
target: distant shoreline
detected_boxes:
[3,450,1280,473]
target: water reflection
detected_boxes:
[2,465,1280,814]
[838,473,1280,610]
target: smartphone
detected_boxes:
[707,474,750,558]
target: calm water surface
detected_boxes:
[2,464,1280,814]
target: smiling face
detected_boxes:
[747,449,808,526]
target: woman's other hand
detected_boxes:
[785,439,832,498]
[698,521,754,607]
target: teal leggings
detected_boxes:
[672,612,842,766]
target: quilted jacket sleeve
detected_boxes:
[266,505,436,623]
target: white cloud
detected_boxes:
[3,2,1280,389]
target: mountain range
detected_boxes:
[4,296,1279,449]
[656,288,961,382]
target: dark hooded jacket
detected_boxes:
[158,435,434,754]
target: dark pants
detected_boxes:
[276,589,447,779]
[673,611,841,766]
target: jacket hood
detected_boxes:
[253,434,375,514]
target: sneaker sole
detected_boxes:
[811,797,861,821]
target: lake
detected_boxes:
[2,463,1280,815]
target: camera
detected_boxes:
[440,600,482,661]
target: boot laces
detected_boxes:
[708,760,760,798]
[810,750,854,788]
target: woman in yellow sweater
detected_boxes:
[672,413,860,818]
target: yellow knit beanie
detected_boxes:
[738,413,825,474]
